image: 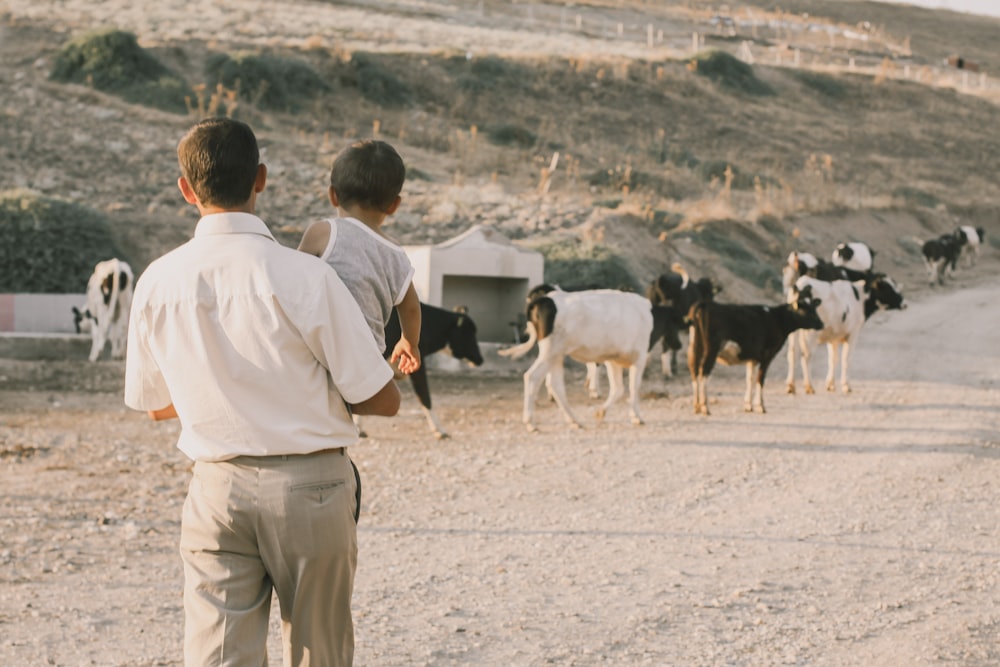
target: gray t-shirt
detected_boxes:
[320,217,415,353]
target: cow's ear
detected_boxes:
[454,305,468,314]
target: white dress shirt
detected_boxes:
[124,212,394,462]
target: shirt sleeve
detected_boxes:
[390,247,416,306]
[123,295,172,411]
[299,266,395,405]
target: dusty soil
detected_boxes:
[2,261,999,666]
[3,0,1000,665]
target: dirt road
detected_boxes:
[1,276,998,666]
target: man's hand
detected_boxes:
[148,404,178,421]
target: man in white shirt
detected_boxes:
[125,118,400,666]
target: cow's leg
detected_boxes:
[585,362,601,399]
[88,328,106,362]
[785,332,797,394]
[352,414,368,439]
[660,350,673,378]
[522,358,549,432]
[109,321,126,359]
[743,362,755,412]
[838,339,854,394]
[697,373,710,415]
[409,367,448,439]
[799,334,816,394]
[595,362,623,422]
[545,361,584,429]
[625,354,647,425]
[825,342,839,392]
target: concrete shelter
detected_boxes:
[404,225,544,343]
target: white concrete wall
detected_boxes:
[0,293,86,333]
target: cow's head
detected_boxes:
[448,306,484,367]
[868,274,906,311]
[72,306,95,334]
[788,284,824,331]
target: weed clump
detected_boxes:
[50,29,188,113]
[206,52,329,112]
[688,50,774,96]
[534,241,638,292]
[486,124,536,149]
[0,190,127,293]
[347,53,412,108]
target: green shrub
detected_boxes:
[892,186,940,209]
[485,124,536,148]
[0,190,127,293]
[50,29,188,113]
[794,70,849,99]
[205,52,329,111]
[688,50,774,96]
[535,241,638,291]
[350,53,412,108]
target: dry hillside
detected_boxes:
[2,0,999,305]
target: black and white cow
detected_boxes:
[83,258,134,362]
[687,287,824,415]
[785,273,906,395]
[782,251,867,294]
[957,225,986,267]
[646,263,719,376]
[921,233,963,285]
[357,302,483,439]
[499,288,653,432]
[831,242,875,272]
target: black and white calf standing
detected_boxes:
[646,263,718,376]
[687,286,824,415]
[356,302,483,439]
[785,273,906,395]
[499,288,654,432]
[921,233,963,285]
[82,258,134,361]
[957,225,986,267]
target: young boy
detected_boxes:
[299,139,422,374]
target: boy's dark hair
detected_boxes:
[329,139,405,211]
[177,118,260,208]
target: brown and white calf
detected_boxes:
[785,273,905,395]
[499,288,653,432]
[84,258,134,362]
[687,287,824,415]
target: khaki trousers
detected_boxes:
[180,448,358,667]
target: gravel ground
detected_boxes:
[2,274,999,666]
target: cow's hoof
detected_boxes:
[594,408,606,422]
[358,430,369,439]
[805,386,816,395]
[786,384,796,395]
[526,424,539,434]
[826,384,836,392]
[434,431,450,440]
[841,386,852,395]
[631,417,644,426]
[743,405,753,413]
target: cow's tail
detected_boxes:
[670,262,690,290]
[498,321,537,359]
[109,259,124,323]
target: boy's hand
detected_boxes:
[390,339,421,374]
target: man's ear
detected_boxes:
[385,195,401,215]
[328,186,340,208]
[254,163,267,193]
[178,176,200,205]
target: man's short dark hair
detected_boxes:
[329,139,405,211]
[177,118,260,208]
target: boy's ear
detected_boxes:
[254,163,267,193]
[385,195,402,215]
[328,186,340,208]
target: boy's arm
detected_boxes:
[390,283,422,373]
[148,403,178,421]
[297,220,332,257]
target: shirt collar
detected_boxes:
[194,212,277,242]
